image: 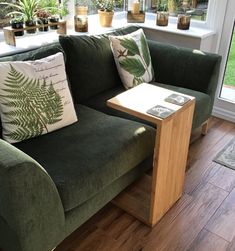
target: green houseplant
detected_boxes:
[5,0,39,34]
[97,0,114,27]
[39,0,69,29]
[10,15,24,36]
[36,9,50,31]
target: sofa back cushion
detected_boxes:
[0,43,64,139]
[59,26,139,103]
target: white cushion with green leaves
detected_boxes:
[109,29,154,89]
[0,52,78,143]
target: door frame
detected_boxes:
[212,0,235,123]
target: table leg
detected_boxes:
[149,103,195,226]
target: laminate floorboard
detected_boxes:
[37,117,235,250]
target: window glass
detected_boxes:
[75,0,124,14]
[149,0,209,21]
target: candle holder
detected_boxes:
[156,11,169,26]
[74,5,88,32]
[177,14,191,30]
[127,0,145,23]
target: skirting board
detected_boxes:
[212,106,235,123]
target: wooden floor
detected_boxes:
[53,117,235,251]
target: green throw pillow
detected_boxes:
[109,29,154,89]
[0,52,78,143]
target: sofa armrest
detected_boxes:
[0,139,65,251]
[148,40,222,100]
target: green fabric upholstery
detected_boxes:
[0,139,65,251]
[148,40,221,95]
[15,105,155,212]
[152,83,211,130]
[64,156,152,236]
[83,85,154,127]
[59,26,139,103]
[0,43,63,62]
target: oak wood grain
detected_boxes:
[209,165,235,192]
[188,229,229,251]
[206,188,235,242]
[142,183,228,251]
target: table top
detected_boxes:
[107,83,195,125]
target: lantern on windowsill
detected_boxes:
[127,0,145,23]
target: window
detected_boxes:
[148,0,209,21]
[74,0,125,14]
[0,0,14,29]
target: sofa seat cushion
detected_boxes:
[83,85,155,127]
[152,82,211,130]
[14,104,155,212]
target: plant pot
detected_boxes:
[49,17,59,30]
[25,20,36,34]
[11,21,24,36]
[98,10,114,27]
[156,11,169,26]
[37,18,49,32]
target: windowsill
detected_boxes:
[0,12,215,57]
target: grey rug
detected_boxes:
[213,138,235,170]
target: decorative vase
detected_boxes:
[156,11,169,26]
[11,20,24,36]
[25,20,36,34]
[98,10,114,27]
[74,6,88,32]
[177,14,191,30]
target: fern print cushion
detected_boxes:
[0,52,78,143]
[109,29,154,89]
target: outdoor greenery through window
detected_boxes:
[149,0,208,21]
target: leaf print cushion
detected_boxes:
[0,52,78,143]
[109,29,154,89]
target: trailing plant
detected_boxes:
[0,64,63,142]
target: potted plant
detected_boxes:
[5,0,39,34]
[97,0,114,27]
[10,15,24,36]
[36,9,49,32]
[39,0,69,30]
[156,0,169,26]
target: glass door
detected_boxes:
[213,0,235,123]
[220,22,235,103]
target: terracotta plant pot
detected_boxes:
[98,10,114,27]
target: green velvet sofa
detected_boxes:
[0,26,221,251]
